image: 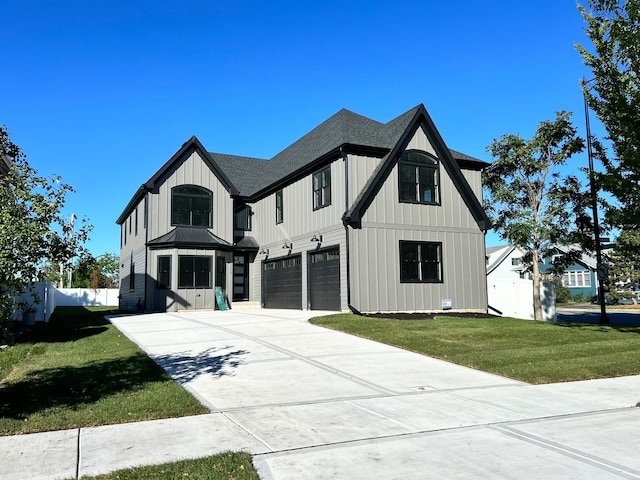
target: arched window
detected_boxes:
[171,185,212,227]
[398,150,440,204]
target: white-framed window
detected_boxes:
[562,270,592,288]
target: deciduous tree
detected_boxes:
[0,125,91,342]
[484,112,588,320]
[577,0,640,229]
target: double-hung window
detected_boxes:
[312,166,331,210]
[400,241,443,283]
[276,189,283,224]
[178,255,212,289]
[234,205,252,231]
[398,150,440,204]
[171,186,212,227]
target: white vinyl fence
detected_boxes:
[487,278,556,321]
[12,281,118,323]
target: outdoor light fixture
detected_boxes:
[259,247,269,255]
[310,233,323,243]
[282,241,292,250]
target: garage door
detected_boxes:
[309,247,340,310]
[263,255,302,309]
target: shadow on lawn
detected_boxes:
[553,321,640,335]
[0,353,165,420]
[152,347,249,384]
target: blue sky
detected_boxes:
[2,0,601,255]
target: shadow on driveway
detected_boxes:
[152,347,249,384]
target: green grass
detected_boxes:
[310,314,640,384]
[78,451,258,480]
[0,306,208,436]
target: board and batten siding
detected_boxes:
[248,159,349,309]
[118,202,147,311]
[350,227,486,312]
[347,153,384,206]
[147,151,234,243]
[119,245,147,311]
[349,126,487,312]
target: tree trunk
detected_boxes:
[532,249,543,321]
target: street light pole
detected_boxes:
[582,78,609,324]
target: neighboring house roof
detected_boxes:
[552,244,598,270]
[147,226,233,250]
[486,245,520,275]
[117,104,491,230]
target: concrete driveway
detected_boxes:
[112,309,640,479]
[6,308,640,479]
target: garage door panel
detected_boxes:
[309,247,340,310]
[263,256,302,309]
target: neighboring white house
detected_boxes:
[486,245,555,321]
[486,245,528,280]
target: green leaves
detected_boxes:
[0,126,92,342]
[577,0,640,229]
[484,112,587,320]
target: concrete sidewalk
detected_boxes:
[4,309,640,479]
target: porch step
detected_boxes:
[230,301,261,310]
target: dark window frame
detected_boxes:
[276,189,284,224]
[399,241,443,283]
[129,262,135,291]
[312,166,331,210]
[157,255,171,290]
[398,150,440,205]
[171,185,213,227]
[178,255,213,289]
[234,205,252,231]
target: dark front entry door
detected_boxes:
[233,254,249,301]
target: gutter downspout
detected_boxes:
[341,147,355,313]
[143,189,150,312]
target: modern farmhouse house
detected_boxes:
[116,104,491,313]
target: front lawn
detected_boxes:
[79,451,258,480]
[0,307,208,435]
[310,314,640,384]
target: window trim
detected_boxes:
[398,149,440,205]
[399,241,443,284]
[276,189,284,224]
[171,185,213,227]
[312,166,332,210]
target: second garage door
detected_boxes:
[263,255,302,309]
[309,247,341,310]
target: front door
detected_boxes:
[233,254,249,301]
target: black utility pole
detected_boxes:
[582,78,609,324]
